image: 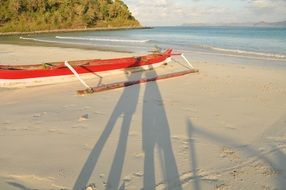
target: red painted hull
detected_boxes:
[0,49,172,80]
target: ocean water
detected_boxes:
[15,26,286,60]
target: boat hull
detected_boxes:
[0,57,171,88]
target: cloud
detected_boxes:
[250,0,272,8]
[124,0,286,25]
[247,0,286,11]
[245,0,286,20]
[124,0,178,25]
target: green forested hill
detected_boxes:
[0,0,140,33]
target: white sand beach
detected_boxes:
[0,44,286,190]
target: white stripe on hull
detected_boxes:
[0,58,171,88]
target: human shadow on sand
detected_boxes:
[264,116,286,189]
[74,64,184,190]
[186,117,286,189]
[141,67,182,190]
[6,181,32,190]
[73,70,142,190]
[187,120,201,190]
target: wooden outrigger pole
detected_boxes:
[77,69,199,95]
[75,53,199,95]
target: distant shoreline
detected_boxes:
[0,26,153,36]
[181,21,286,28]
[181,24,286,28]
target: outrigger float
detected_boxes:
[0,49,198,94]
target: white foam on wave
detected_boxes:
[208,46,286,59]
[55,36,150,43]
[20,36,58,43]
[19,36,146,50]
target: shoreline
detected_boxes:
[0,43,286,69]
[0,37,134,54]
[0,26,152,36]
[1,39,286,64]
[0,42,134,54]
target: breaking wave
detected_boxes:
[20,36,57,43]
[55,36,150,43]
[205,46,286,59]
[19,36,146,50]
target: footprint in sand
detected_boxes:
[0,121,11,130]
[82,144,92,151]
[220,147,241,163]
[99,174,106,186]
[197,169,220,181]
[94,111,105,116]
[1,121,11,125]
[267,135,286,143]
[253,162,279,177]
[172,135,181,140]
[133,171,144,177]
[85,183,96,190]
[58,169,65,177]
[129,132,139,137]
[32,113,42,118]
[81,106,91,110]
[63,104,76,109]
[48,129,65,135]
[182,107,197,113]
[219,120,236,130]
[215,183,228,190]
[123,175,132,182]
[220,147,235,158]
[32,112,47,118]
[134,152,144,159]
[79,114,89,122]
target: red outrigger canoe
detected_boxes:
[0,49,173,88]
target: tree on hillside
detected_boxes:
[0,0,140,32]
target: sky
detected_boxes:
[124,0,286,26]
